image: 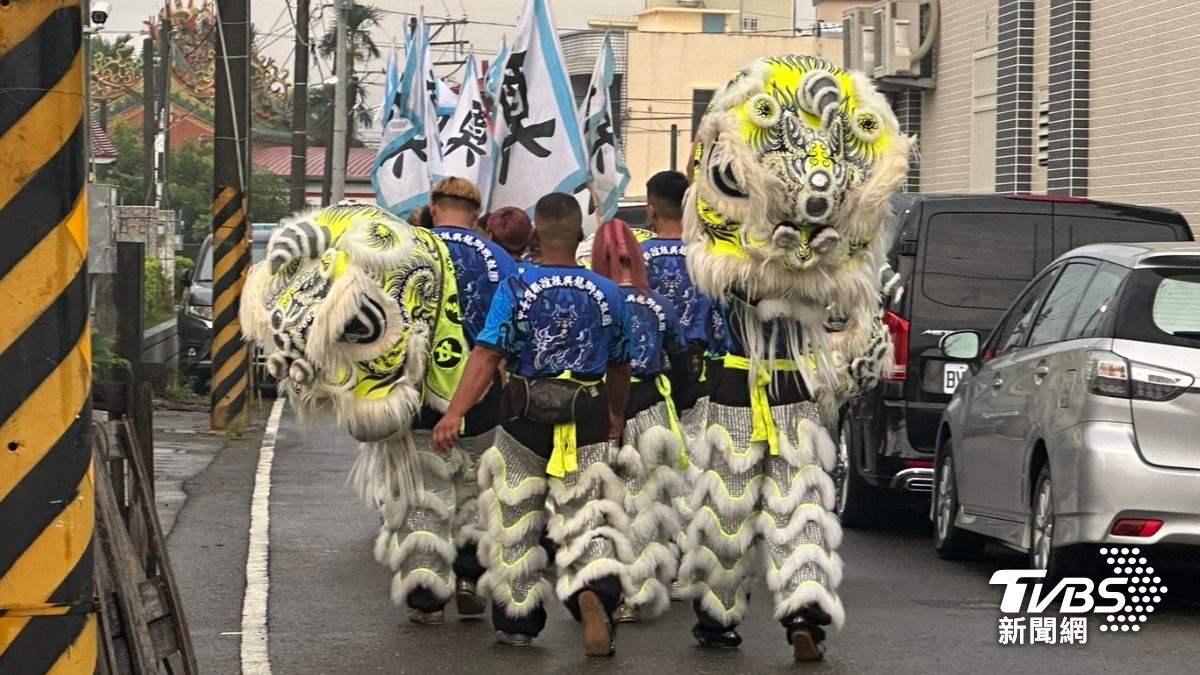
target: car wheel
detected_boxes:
[835,414,887,529]
[933,439,986,560]
[1029,464,1093,580]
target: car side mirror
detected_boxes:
[179,267,193,286]
[940,331,981,360]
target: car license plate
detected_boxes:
[943,363,969,394]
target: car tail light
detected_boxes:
[882,311,909,381]
[1086,351,1194,401]
[903,459,934,470]
[1111,519,1164,537]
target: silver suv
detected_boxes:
[932,242,1200,575]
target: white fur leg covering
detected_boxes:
[379,448,458,608]
[678,432,763,627]
[453,435,489,548]
[761,448,845,632]
[475,431,552,619]
[550,441,636,603]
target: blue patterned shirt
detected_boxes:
[435,227,517,345]
[620,288,686,378]
[476,265,633,379]
[642,238,711,345]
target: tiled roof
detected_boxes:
[92,119,118,161]
[251,144,376,181]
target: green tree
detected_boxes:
[97,119,293,246]
[316,3,380,148]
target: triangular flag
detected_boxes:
[439,54,493,208]
[484,35,508,102]
[578,33,630,224]
[489,0,588,218]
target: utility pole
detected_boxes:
[143,36,157,204]
[290,0,311,211]
[330,0,349,202]
[0,2,97,672]
[157,16,173,209]
[211,0,251,430]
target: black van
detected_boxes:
[838,194,1194,527]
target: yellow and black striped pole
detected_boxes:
[210,0,251,430]
[0,1,97,673]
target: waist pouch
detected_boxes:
[516,377,600,425]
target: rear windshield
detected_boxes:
[1065,216,1183,248]
[921,213,1039,310]
[1116,269,1200,347]
[195,240,268,281]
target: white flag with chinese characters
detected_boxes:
[438,54,493,207]
[489,0,588,217]
[373,15,444,218]
[578,33,630,224]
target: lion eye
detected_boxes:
[710,162,747,199]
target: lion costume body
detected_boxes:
[239,203,476,611]
[678,55,911,654]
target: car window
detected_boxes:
[1115,270,1200,348]
[1065,263,1126,340]
[194,240,266,282]
[922,213,1040,311]
[1029,263,1096,346]
[984,271,1057,360]
[1064,216,1179,248]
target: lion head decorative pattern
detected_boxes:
[241,204,467,443]
[683,55,911,417]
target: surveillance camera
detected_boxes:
[90,2,111,28]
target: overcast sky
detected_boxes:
[98,1,818,112]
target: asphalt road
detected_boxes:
[167,402,1200,675]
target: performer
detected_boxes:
[642,170,711,413]
[590,219,689,623]
[238,204,473,627]
[423,177,518,621]
[486,206,535,262]
[432,193,635,656]
[678,56,911,661]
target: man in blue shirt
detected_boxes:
[433,193,633,657]
[407,177,518,622]
[643,171,712,411]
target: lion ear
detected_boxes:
[799,70,843,129]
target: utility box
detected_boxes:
[871,0,923,78]
[88,183,118,274]
[842,6,876,76]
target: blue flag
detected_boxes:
[578,33,630,223]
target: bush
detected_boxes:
[92,329,131,381]
[144,258,174,326]
[175,255,195,281]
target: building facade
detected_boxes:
[645,0,796,34]
[873,0,1200,228]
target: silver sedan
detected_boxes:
[931,243,1200,576]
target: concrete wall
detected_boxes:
[143,318,179,370]
[623,32,842,195]
[917,0,997,193]
[116,205,178,299]
[644,0,793,33]
[1090,0,1200,227]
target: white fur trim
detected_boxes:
[549,500,632,545]
[547,461,625,504]
[767,547,845,593]
[760,505,845,551]
[385,531,457,572]
[481,577,555,619]
[679,544,759,593]
[556,557,632,603]
[477,487,548,547]
[628,503,681,544]
[306,265,406,367]
[686,506,759,557]
[771,580,846,632]
[688,470,763,518]
[554,525,637,568]
[390,567,453,607]
[239,261,275,344]
[762,464,837,515]
[627,578,672,617]
[476,447,549,505]
[478,542,549,594]
[683,581,751,626]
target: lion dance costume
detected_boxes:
[239,204,475,615]
[678,56,911,659]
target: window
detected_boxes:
[922,213,1040,310]
[970,48,998,192]
[1115,269,1200,348]
[691,89,715,137]
[1065,264,1125,340]
[702,13,726,33]
[1064,217,1180,249]
[1029,263,1095,346]
[985,271,1057,359]
[740,16,758,32]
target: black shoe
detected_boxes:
[579,590,616,657]
[692,623,742,649]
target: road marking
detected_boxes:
[241,397,285,675]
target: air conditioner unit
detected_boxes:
[871,0,923,78]
[842,6,876,77]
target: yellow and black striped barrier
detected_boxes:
[209,186,250,429]
[0,1,97,673]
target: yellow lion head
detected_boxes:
[685,55,912,303]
